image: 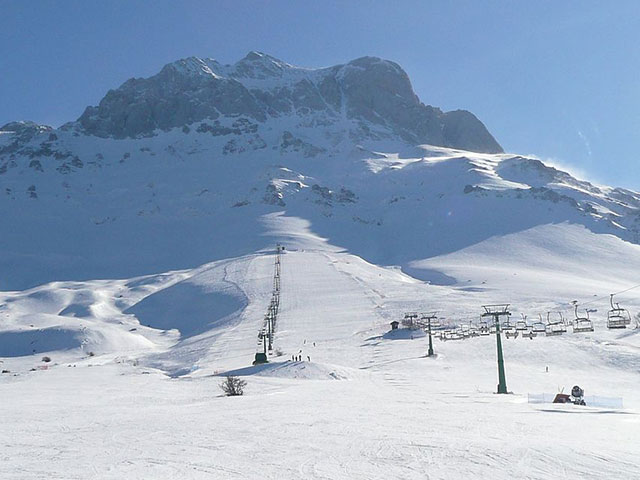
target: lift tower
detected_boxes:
[481,304,511,394]
[422,313,438,357]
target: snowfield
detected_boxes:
[2,239,640,479]
[2,55,640,476]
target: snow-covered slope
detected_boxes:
[2,121,640,290]
[2,53,640,478]
[1,53,639,291]
[2,247,640,479]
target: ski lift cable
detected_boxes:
[577,282,640,308]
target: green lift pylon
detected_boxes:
[482,304,510,394]
[423,313,437,357]
[494,320,507,393]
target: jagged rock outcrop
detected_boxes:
[74,52,502,153]
[0,121,53,142]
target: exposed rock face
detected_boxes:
[75,52,502,153]
[77,63,265,138]
[0,121,83,176]
[0,121,53,143]
[441,110,503,154]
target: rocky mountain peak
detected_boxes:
[163,56,222,78]
[230,51,293,81]
[0,121,53,143]
[68,52,503,153]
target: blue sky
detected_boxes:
[2,1,639,187]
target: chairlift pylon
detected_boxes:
[481,304,510,394]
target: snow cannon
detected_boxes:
[571,385,586,406]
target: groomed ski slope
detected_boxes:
[1,225,640,479]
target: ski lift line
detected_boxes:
[576,282,640,309]
[255,246,283,356]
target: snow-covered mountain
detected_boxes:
[1,52,640,291]
[3,53,640,479]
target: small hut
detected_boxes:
[390,320,399,330]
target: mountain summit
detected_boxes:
[75,52,502,153]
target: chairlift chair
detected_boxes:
[571,301,594,333]
[607,294,631,329]
[505,329,519,339]
[441,328,460,341]
[440,329,455,341]
[496,315,515,341]
[468,324,480,337]
[559,312,569,327]
[545,312,566,336]
[451,330,464,340]
[546,324,565,336]
[499,310,515,330]
[532,323,546,333]
[403,312,421,329]
[502,321,516,336]
[532,314,546,333]
[478,320,490,335]
[515,314,528,331]
[455,327,466,339]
